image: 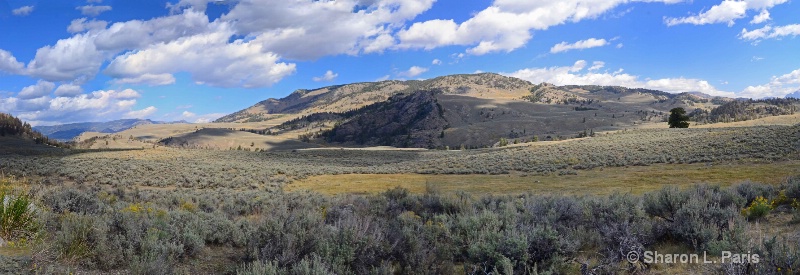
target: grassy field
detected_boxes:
[287,160,800,195]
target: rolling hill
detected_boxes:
[220,73,735,148]
[33,119,183,141]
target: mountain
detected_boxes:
[227,73,733,148]
[215,73,534,123]
[34,119,167,141]
[785,90,800,99]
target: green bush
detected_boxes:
[742,196,771,220]
[0,191,39,243]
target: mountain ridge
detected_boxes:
[33,119,184,141]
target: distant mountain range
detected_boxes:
[34,119,185,141]
[785,90,800,99]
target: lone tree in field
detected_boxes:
[668,107,690,128]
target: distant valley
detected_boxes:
[34,119,186,141]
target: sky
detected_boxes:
[0,0,798,125]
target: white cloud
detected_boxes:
[181,111,196,119]
[94,9,211,52]
[550,38,609,54]
[124,106,158,119]
[664,0,747,27]
[739,24,800,41]
[0,50,25,74]
[77,5,112,17]
[750,9,770,24]
[12,6,34,16]
[224,0,436,60]
[1,89,154,125]
[399,66,428,78]
[54,84,83,97]
[67,18,109,33]
[18,81,55,99]
[665,0,788,27]
[192,113,226,123]
[26,33,106,83]
[505,60,736,97]
[176,110,225,123]
[113,73,177,86]
[588,61,605,71]
[104,24,296,88]
[376,75,390,81]
[312,70,339,82]
[740,68,800,98]
[432,59,442,65]
[397,0,680,55]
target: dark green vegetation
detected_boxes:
[668,107,690,128]
[691,98,800,124]
[0,113,61,147]
[322,90,448,148]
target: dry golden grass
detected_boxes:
[287,161,800,196]
[638,113,800,129]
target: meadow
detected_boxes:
[0,123,799,274]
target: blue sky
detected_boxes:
[0,0,798,125]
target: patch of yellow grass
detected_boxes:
[287,161,800,196]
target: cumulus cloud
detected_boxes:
[77,5,112,17]
[26,33,106,83]
[750,9,770,24]
[505,60,736,97]
[664,0,788,27]
[67,18,109,33]
[93,9,211,52]
[12,6,34,16]
[432,59,442,65]
[397,0,680,55]
[18,81,55,99]
[312,70,338,82]
[0,50,25,74]
[225,0,436,60]
[739,68,800,98]
[113,73,177,86]
[399,66,428,78]
[739,24,800,41]
[550,38,609,54]
[588,61,605,71]
[0,89,155,125]
[104,24,296,88]
[124,106,158,119]
[54,84,84,97]
[176,110,226,123]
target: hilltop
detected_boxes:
[221,73,735,148]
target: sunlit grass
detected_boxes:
[287,160,800,196]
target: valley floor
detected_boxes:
[1,116,799,274]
